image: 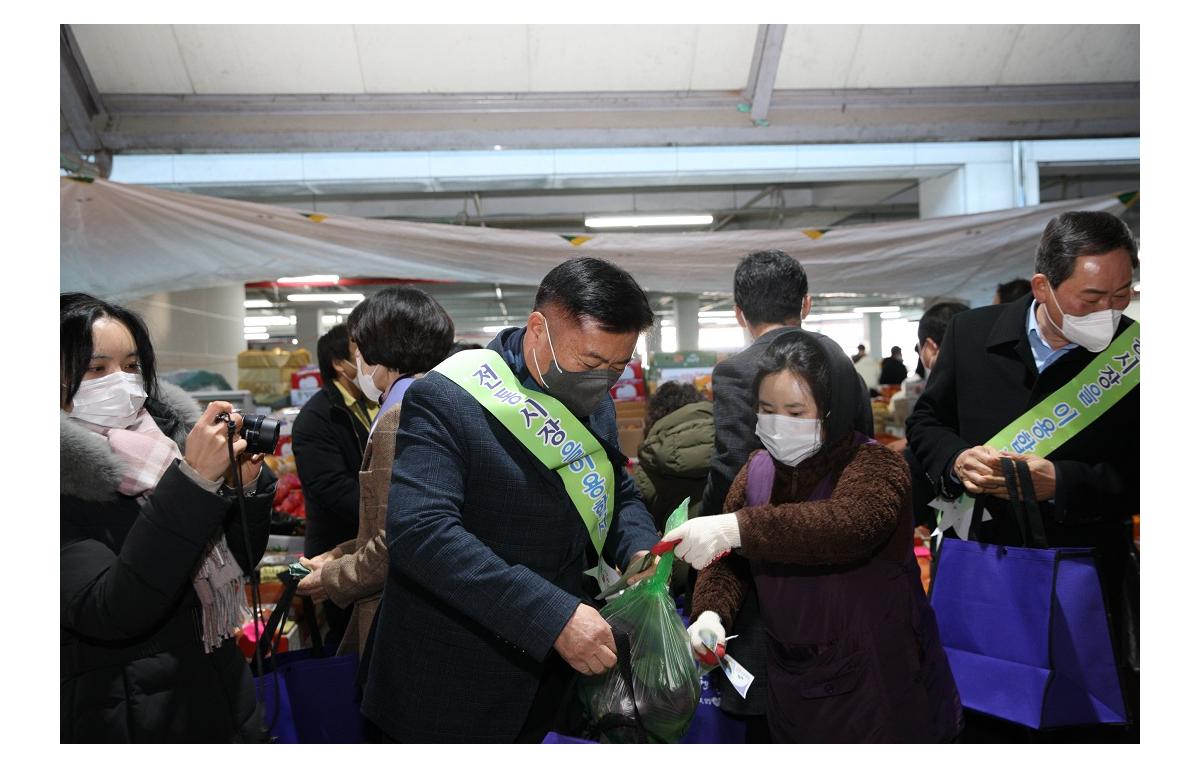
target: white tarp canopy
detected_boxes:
[61,177,1132,306]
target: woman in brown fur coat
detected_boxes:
[664,330,962,743]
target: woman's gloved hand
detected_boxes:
[687,611,727,668]
[665,514,741,569]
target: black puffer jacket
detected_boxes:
[60,383,274,743]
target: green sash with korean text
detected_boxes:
[984,320,1140,457]
[933,321,1140,537]
[431,349,615,561]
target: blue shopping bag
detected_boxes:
[679,673,748,744]
[677,605,750,743]
[929,458,1127,729]
[257,648,367,743]
[253,574,368,743]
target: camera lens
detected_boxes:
[240,414,281,455]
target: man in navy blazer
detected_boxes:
[362,258,661,743]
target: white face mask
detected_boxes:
[755,413,824,467]
[355,352,384,403]
[69,371,147,429]
[1046,287,1123,353]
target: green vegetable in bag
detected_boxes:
[579,500,700,743]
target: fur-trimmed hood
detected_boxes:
[60,381,202,502]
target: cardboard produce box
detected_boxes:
[238,348,312,403]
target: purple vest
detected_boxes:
[739,433,962,743]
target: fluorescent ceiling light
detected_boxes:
[321,315,341,324]
[245,315,296,326]
[337,307,354,315]
[1132,282,1140,292]
[853,306,901,314]
[698,310,737,318]
[243,332,270,341]
[278,274,339,284]
[585,214,713,229]
[806,312,864,322]
[243,299,273,309]
[481,325,513,334]
[242,326,268,334]
[880,312,904,320]
[287,293,365,303]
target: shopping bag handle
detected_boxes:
[1000,457,1048,549]
[257,571,301,661]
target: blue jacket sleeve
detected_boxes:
[385,378,581,662]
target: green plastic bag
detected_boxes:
[579,500,700,743]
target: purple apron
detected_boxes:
[743,434,961,743]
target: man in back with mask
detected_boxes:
[362,257,660,743]
[693,249,873,741]
[888,301,969,533]
[907,210,1139,742]
[292,323,378,646]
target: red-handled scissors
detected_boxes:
[593,539,682,600]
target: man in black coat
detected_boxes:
[907,210,1139,742]
[694,249,874,740]
[879,346,909,385]
[292,324,377,643]
[361,258,661,743]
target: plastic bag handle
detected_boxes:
[612,628,647,736]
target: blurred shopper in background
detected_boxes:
[292,323,377,646]
[994,278,1033,305]
[879,346,909,385]
[633,381,713,529]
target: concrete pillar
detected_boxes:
[125,284,245,386]
[673,294,701,351]
[645,317,664,354]
[295,306,321,360]
[865,313,883,365]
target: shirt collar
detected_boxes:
[333,379,378,427]
[1027,299,1078,371]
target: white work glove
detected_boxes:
[667,513,742,569]
[687,611,727,668]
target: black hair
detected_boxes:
[644,381,703,437]
[316,323,351,386]
[753,332,832,419]
[917,301,969,347]
[447,341,483,358]
[346,287,455,374]
[60,292,158,406]
[733,250,809,326]
[890,346,903,356]
[995,278,1032,304]
[534,257,654,333]
[1035,211,1140,288]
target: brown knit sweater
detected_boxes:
[691,434,913,627]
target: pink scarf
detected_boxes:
[86,411,247,653]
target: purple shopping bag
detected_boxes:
[929,459,1127,729]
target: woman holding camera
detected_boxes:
[61,293,275,742]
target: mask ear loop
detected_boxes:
[538,312,565,375]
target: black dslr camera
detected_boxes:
[216,411,281,455]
